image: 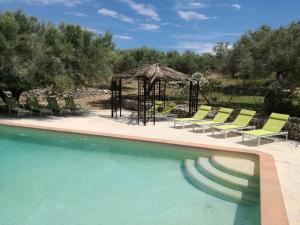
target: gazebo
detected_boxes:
[111,63,200,125]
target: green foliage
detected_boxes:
[0,10,114,102]
[264,81,294,114]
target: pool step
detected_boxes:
[183,159,259,205]
[211,156,259,181]
[196,157,259,195]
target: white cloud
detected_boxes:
[120,0,160,21]
[26,0,85,7]
[98,8,134,24]
[176,42,216,54]
[65,11,89,17]
[114,35,133,40]
[175,0,207,9]
[173,32,241,41]
[86,28,101,34]
[189,2,206,8]
[177,10,216,21]
[231,3,241,10]
[139,23,160,31]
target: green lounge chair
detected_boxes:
[241,113,289,146]
[191,107,234,132]
[174,105,212,128]
[64,97,88,115]
[26,97,53,116]
[212,109,256,138]
[156,103,177,119]
[131,100,163,117]
[46,97,72,116]
[6,97,32,118]
[147,100,163,114]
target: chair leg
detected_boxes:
[257,137,261,146]
[224,131,227,139]
[285,133,288,141]
[242,134,245,142]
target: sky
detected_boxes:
[0,0,299,53]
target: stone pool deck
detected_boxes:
[1,109,299,225]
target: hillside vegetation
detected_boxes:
[1,10,300,115]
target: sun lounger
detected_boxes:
[212,109,256,138]
[64,97,88,115]
[191,107,233,132]
[6,97,32,118]
[46,97,72,116]
[26,97,53,116]
[156,103,177,119]
[174,105,212,128]
[241,113,289,146]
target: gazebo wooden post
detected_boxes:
[196,80,200,112]
[163,80,167,108]
[143,78,147,126]
[111,80,114,118]
[158,79,161,101]
[153,80,156,125]
[137,78,140,125]
[188,80,200,117]
[189,81,193,117]
[119,79,122,117]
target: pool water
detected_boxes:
[0,125,260,225]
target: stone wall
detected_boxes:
[19,87,110,100]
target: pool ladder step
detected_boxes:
[196,157,259,194]
[183,158,260,206]
[211,156,259,181]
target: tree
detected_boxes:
[0,10,115,102]
[0,10,62,102]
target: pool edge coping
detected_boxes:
[0,121,289,225]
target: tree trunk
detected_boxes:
[199,90,211,105]
[0,89,8,104]
[11,89,23,103]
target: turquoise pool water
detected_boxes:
[0,125,260,225]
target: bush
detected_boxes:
[264,81,294,114]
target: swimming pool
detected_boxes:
[0,125,262,225]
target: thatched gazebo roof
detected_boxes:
[112,63,192,83]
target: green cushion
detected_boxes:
[213,124,243,130]
[192,120,219,126]
[218,107,234,114]
[159,103,176,115]
[199,105,212,111]
[233,109,256,127]
[13,107,31,113]
[175,105,211,121]
[263,113,289,132]
[243,129,277,136]
[212,107,233,123]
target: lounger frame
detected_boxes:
[212,124,256,138]
[242,131,288,146]
[192,122,225,133]
[174,119,209,129]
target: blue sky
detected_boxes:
[0,0,299,53]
